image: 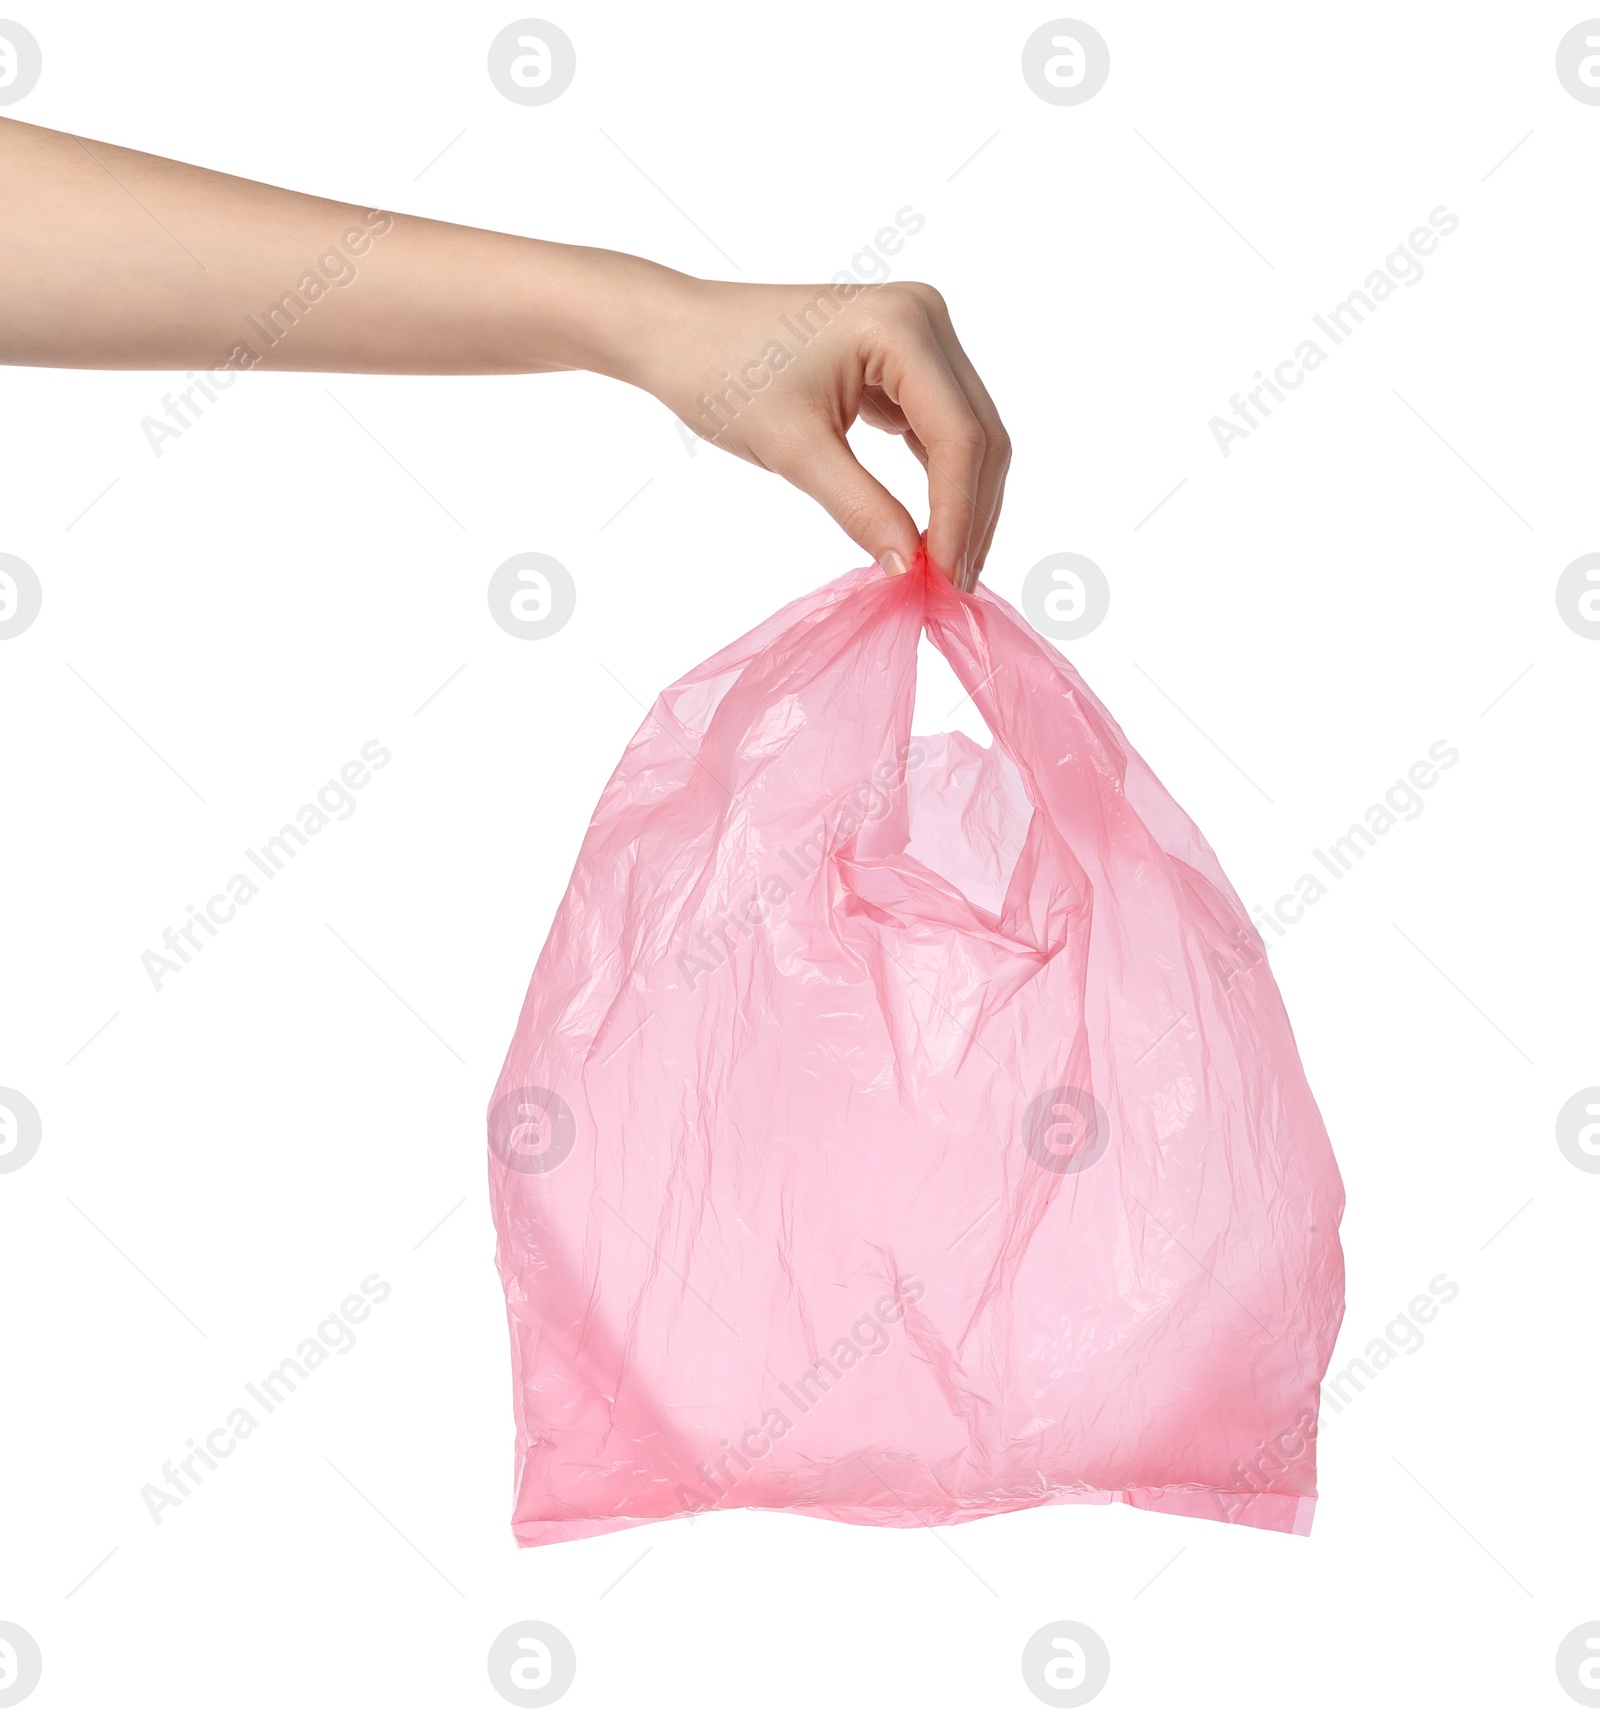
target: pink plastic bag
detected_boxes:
[489,554,1345,1545]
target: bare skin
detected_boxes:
[0,118,1008,588]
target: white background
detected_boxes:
[2,1,1597,1720]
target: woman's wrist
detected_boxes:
[535,244,695,390]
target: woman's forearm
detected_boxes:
[0,116,674,378]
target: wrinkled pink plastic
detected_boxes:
[489,554,1345,1547]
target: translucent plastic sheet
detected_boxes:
[489,553,1346,1546]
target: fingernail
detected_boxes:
[880,549,908,576]
[953,555,968,592]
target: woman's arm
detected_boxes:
[0,117,1007,586]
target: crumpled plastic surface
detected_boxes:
[489,553,1346,1546]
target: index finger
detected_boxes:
[867,301,986,588]
[912,295,1011,581]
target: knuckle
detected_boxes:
[863,280,940,328]
[901,280,948,316]
[830,489,883,546]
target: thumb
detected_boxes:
[769,425,920,574]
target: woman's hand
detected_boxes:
[616,276,1009,591]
